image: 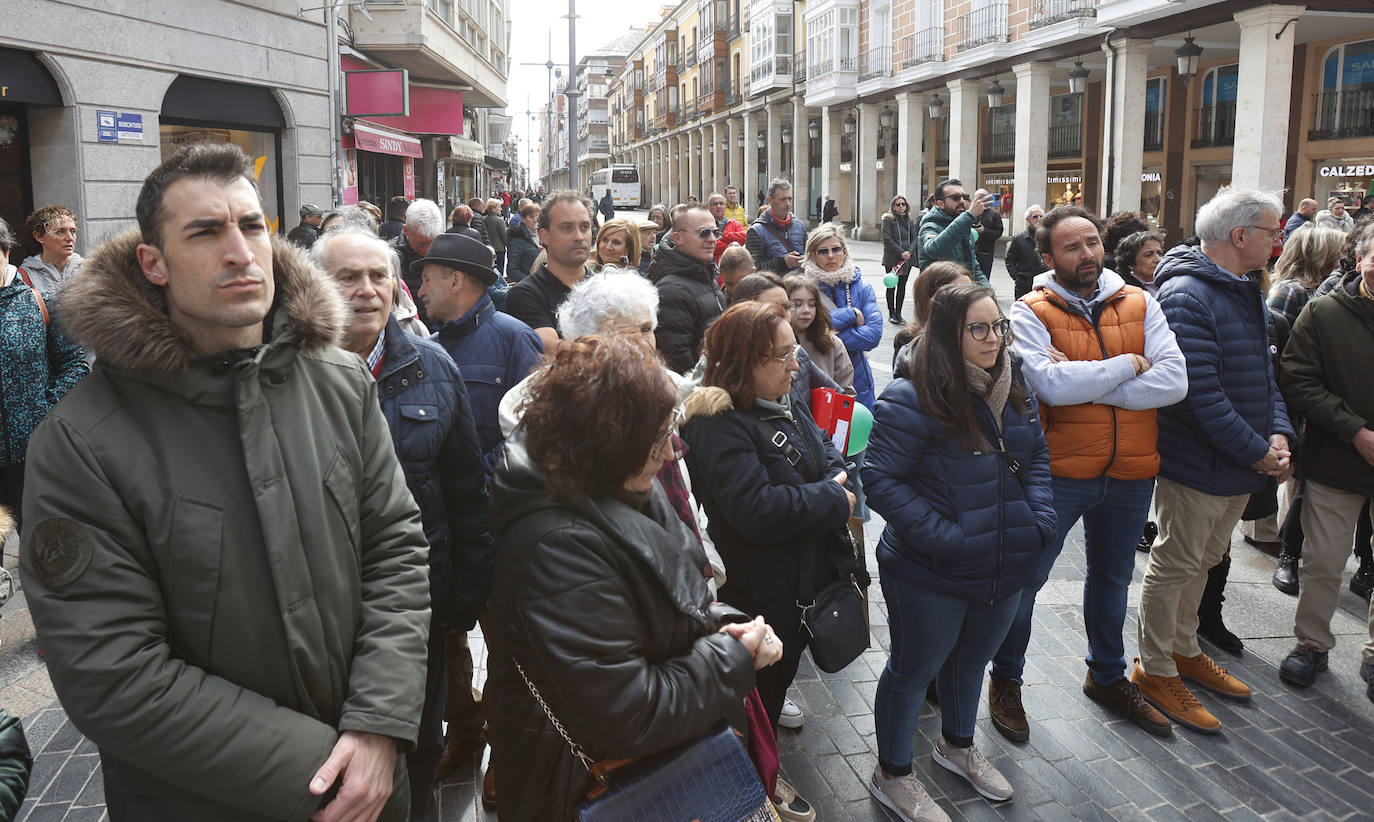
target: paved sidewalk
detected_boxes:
[8,241,1374,820]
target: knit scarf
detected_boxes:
[801,257,854,288]
[963,347,1013,434]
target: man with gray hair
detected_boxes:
[1132,188,1295,733]
[390,198,443,313]
[1004,204,1046,299]
[746,178,807,274]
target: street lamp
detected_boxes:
[843,111,856,135]
[985,76,1005,109]
[1175,34,1203,86]
[756,132,765,149]
[781,125,792,145]
[927,92,945,119]
[738,132,745,148]
[808,119,819,140]
[878,105,893,130]
[1068,61,1090,96]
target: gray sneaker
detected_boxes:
[869,767,950,822]
[931,737,1013,801]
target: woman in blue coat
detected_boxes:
[864,283,1055,822]
[799,224,883,409]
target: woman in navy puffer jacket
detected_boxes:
[864,283,1054,818]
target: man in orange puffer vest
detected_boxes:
[988,206,1188,743]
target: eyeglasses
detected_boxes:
[815,246,846,257]
[694,227,724,239]
[1247,225,1284,239]
[1027,214,1044,221]
[654,406,687,453]
[894,202,909,208]
[770,343,802,365]
[944,194,971,202]
[965,318,1011,341]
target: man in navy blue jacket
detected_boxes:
[1133,189,1295,734]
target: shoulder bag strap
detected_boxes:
[512,659,604,780]
[17,268,50,328]
[744,414,830,608]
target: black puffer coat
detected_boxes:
[485,435,756,821]
[648,247,726,373]
[0,709,30,819]
[376,316,493,630]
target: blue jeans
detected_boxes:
[875,571,1022,776]
[991,475,1154,687]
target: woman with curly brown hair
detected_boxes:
[483,334,783,821]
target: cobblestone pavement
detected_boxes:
[6,240,1374,821]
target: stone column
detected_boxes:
[946,78,981,188]
[729,118,744,193]
[1232,4,1305,192]
[792,98,810,222]
[712,122,725,195]
[679,131,691,203]
[700,125,711,196]
[857,102,882,238]
[766,103,783,184]
[743,109,758,211]
[819,106,834,222]
[896,91,921,203]
[1100,39,1150,216]
[1013,62,1052,236]
[667,135,680,205]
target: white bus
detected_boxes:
[589,165,641,209]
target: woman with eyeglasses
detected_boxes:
[865,283,1054,821]
[484,334,784,821]
[882,195,916,325]
[682,301,860,822]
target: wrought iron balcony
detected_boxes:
[894,26,945,69]
[1309,86,1374,140]
[1048,119,1082,158]
[955,2,1009,52]
[1029,0,1096,30]
[686,51,698,67]
[1144,110,1165,152]
[1192,101,1236,148]
[860,47,892,81]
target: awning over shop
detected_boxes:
[485,155,511,171]
[449,136,484,164]
[350,121,423,158]
[0,47,62,106]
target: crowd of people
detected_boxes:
[3,138,1374,822]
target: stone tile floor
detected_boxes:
[6,242,1374,820]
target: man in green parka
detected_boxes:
[19,143,432,821]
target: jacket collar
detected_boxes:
[436,293,495,341]
[58,228,345,375]
[647,246,716,284]
[1032,268,1126,317]
[1154,244,1259,291]
[377,315,421,381]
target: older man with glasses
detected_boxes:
[917,178,997,287]
[648,205,728,373]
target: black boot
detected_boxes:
[1197,553,1243,655]
[1137,520,1158,553]
[1351,561,1374,601]
[1272,549,1300,595]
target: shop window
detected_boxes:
[1315,40,1374,138]
[1144,77,1166,152]
[1195,64,1237,148]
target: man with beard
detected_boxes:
[916,178,995,287]
[504,190,593,354]
[990,206,1187,743]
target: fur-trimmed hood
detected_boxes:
[58,229,346,374]
[683,385,734,422]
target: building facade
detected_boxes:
[609,0,1374,242]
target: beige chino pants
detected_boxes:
[1137,477,1250,677]
[1296,479,1374,652]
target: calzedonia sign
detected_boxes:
[1318,162,1374,178]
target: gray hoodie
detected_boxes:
[1010,267,1188,412]
[18,253,83,293]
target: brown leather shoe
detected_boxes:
[435,734,485,782]
[1173,652,1251,700]
[1082,672,1172,737]
[1131,660,1220,733]
[482,761,497,808]
[988,678,1029,742]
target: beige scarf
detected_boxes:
[963,348,1013,434]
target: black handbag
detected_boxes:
[513,660,779,822]
[797,526,870,673]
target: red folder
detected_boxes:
[810,388,855,453]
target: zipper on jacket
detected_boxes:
[1087,302,1120,474]
[993,435,1006,603]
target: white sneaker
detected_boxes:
[931,737,1013,801]
[778,697,804,729]
[869,766,950,822]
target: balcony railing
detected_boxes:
[1144,110,1165,152]
[1309,86,1374,140]
[725,91,742,106]
[1048,119,1082,158]
[1029,0,1096,30]
[750,55,792,85]
[684,101,698,120]
[686,51,698,67]
[700,79,714,96]
[860,47,892,81]
[794,48,806,83]
[1192,101,1236,148]
[894,26,945,68]
[955,2,1009,52]
[982,107,1015,162]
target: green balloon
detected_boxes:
[847,401,874,456]
[883,272,899,288]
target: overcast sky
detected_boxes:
[506,0,664,177]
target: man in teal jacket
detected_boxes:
[916,178,996,286]
[20,143,431,822]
